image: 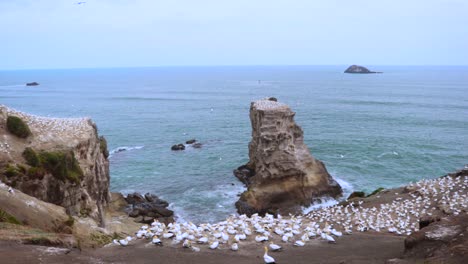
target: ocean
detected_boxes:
[1,65,467,223]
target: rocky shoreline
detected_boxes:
[1,104,467,264]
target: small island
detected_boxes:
[344,65,382,74]
[26,82,40,86]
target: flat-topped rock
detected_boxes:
[234,98,342,216]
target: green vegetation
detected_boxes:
[90,232,113,246]
[367,187,385,197]
[21,148,84,183]
[0,209,22,225]
[79,207,91,217]
[4,164,20,178]
[99,136,109,158]
[6,115,31,138]
[64,215,75,227]
[22,147,40,167]
[38,151,83,184]
[347,191,366,200]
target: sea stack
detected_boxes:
[234,98,342,216]
[344,65,381,74]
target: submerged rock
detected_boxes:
[185,139,197,144]
[234,98,342,216]
[171,144,185,151]
[344,65,381,74]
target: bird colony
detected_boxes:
[115,173,467,263]
[2,106,92,140]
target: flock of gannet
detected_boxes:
[113,173,467,263]
[1,106,92,139]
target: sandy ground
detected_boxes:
[0,232,404,264]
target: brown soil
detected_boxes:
[0,232,404,264]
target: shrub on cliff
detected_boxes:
[6,115,31,138]
[99,136,109,158]
[21,147,84,184]
[38,151,83,184]
[23,147,40,167]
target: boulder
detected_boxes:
[344,65,381,74]
[404,214,468,263]
[192,143,202,148]
[171,144,185,151]
[185,139,197,144]
[124,192,174,222]
[234,99,342,216]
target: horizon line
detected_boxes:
[1,64,468,71]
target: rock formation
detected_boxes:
[403,214,468,263]
[125,192,174,224]
[26,82,39,86]
[0,105,110,226]
[344,65,381,74]
[234,98,342,215]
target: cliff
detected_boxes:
[0,105,110,226]
[234,98,342,215]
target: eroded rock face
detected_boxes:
[404,214,468,263]
[235,99,342,215]
[0,105,110,226]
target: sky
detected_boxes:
[0,0,467,69]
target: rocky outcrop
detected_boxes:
[0,105,110,226]
[125,192,174,224]
[26,82,39,86]
[403,214,468,263]
[344,65,381,74]
[234,98,342,215]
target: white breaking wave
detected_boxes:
[302,176,354,214]
[377,151,400,158]
[109,146,144,157]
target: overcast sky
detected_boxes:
[1,0,467,69]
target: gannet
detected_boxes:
[269,242,282,251]
[231,242,239,251]
[263,246,276,264]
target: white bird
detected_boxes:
[152,236,162,245]
[8,187,14,194]
[118,238,129,246]
[209,240,219,249]
[197,236,208,244]
[294,240,305,247]
[263,246,276,264]
[163,233,174,239]
[269,242,282,252]
[255,235,268,242]
[231,243,239,251]
[183,239,191,248]
[324,233,336,243]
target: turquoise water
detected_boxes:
[1,66,467,223]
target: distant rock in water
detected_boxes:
[344,65,381,74]
[234,98,342,216]
[26,82,39,86]
[171,144,185,151]
[186,139,197,144]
